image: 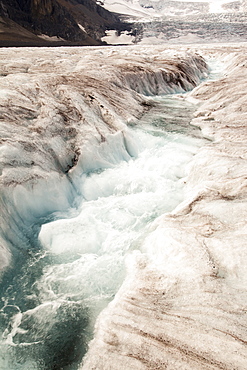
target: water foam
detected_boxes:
[0,94,206,369]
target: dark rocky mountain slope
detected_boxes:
[0,0,130,46]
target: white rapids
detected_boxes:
[0,44,247,369]
[38,99,206,336]
[0,93,206,369]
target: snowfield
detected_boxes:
[0,43,247,369]
[100,0,247,45]
[101,0,246,19]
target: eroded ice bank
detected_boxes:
[0,44,247,369]
[82,44,247,370]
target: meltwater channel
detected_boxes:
[0,62,222,370]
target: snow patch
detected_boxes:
[78,24,87,33]
[37,34,65,41]
[102,30,135,44]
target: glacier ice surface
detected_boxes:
[0,44,247,369]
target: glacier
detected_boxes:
[101,0,246,19]
[0,43,247,369]
[100,0,247,45]
[82,44,247,369]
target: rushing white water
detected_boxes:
[1,42,247,369]
[0,92,207,369]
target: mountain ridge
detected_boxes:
[0,0,130,46]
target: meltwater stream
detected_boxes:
[7,45,235,367]
[0,93,207,370]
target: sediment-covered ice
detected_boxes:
[81,44,247,369]
[0,46,207,271]
[0,43,247,369]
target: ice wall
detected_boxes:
[0,46,208,274]
[82,44,247,369]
